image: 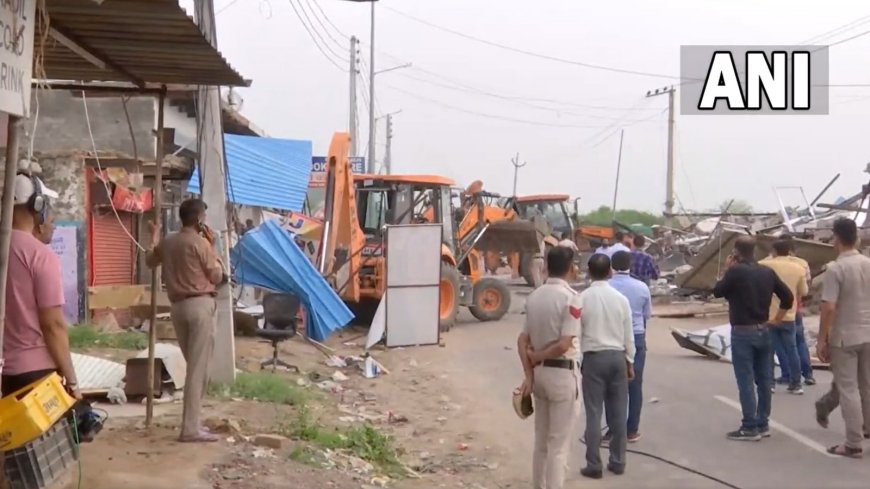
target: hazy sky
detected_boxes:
[181,0,870,214]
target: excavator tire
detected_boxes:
[439,262,461,332]
[469,277,511,322]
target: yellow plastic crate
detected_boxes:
[0,373,76,451]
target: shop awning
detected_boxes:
[38,0,249,87]
[187,134,312,212]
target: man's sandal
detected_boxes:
[827,444,863,459]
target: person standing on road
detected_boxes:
[577,254,635,479]
[517,246,581,489]
[594,238,611,255]
[760,239,809,395]
[773,235,815,386]
[1,173,80,401]
[816,218,870,458]
[630,235,659,285]
[146,198,227,443]
[608,251,652,443]
[530,215,550,289]
[713,236,793,441]
[605,232,631,258]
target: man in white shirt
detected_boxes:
[579,253,636,479]
[605,232,631,258]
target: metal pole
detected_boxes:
[367,1,376,174]
[145,90,166,427]
[0,115,21,388]
[611,129,625,221]
[665,89,675,225]
[384,114,392,174]
[348,36,358,157]
[511,152,526,197]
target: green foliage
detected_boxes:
[576,206,663,228]
[209,372,310,406]
[716,199,754,214]
[69,325,147,351]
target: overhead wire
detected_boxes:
[292,0,348,62]
[308,0,350,41]
[300,0,348,53]
[382,6,684,80]
[287,0,346,71]
[798,13,870,44]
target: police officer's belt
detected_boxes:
[542,359,576,370]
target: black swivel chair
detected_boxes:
[256,293,301,372]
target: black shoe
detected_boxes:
[581,467,603,479]
[804,377,817,386]
[815,402,830,429]
[758,426,771,438]
[607,463,625,475]
[727,428,761,441]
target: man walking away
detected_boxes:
[713,237,793,441]
[760,240,809,395]
[517,247,581,489]
[2,174,80,401]
[816,218,870,458]
[578,254,635,479]
[609,251,652,443]
[630,235,660,285]
[146,198,227,443]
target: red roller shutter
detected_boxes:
[91,212,135,286]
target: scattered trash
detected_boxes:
[316,380,343,393]
[457,443,469,451]
[326,355,347,368]
[252,447,275,459]
[107,386,127,405]
[387,412,409,424]
[650,397,661,404]
[363,354,380,379]
[332,370,349,382]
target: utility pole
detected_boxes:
[367,1,376,174]
[645,86,676,226]
[194,0,235,384]
[611,129,625,222]
[348,35,358,156]
[511,153,526,197]
[384,113,393,174]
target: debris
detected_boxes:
[205,417,242,436]
[296,377,311,387]
[387,412,409,424]
[332,370,349,382]
[436,416,447,423]
[253,434,288,450]
[369,476,390,487]
[409,358,418,368]
[316,380,343,392]
[252,447,275,459]
[326,355,347,368]
[107,386,127,404]
[363,354,380,379]
[650,397,661,404]
[457,443,469,451]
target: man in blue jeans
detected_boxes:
[608,251,652,443]
[714,237,794,441]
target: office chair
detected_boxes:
[256,293,301,372]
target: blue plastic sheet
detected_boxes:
[231,220,353,341]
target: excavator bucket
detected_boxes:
[473,219,541,253]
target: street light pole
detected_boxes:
[367,1,376,174]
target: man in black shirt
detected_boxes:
[713,236,794,441]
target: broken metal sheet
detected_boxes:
[136,343,187,390]
[675,230,837,291]
[72,353,125,395]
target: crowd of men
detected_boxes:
[517,218,870,488]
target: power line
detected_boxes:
[383,6,684,80]
[302,0,347,50]
[287,0,346,71]
[825,27,870,47]
[798,13,870,44]
[293,0,348,62]
[309,0,350,40]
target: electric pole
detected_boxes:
[384,113,393,174]
[611,129,625,222]
[348,36,358,156]
[645,86,676,225]
[511,153,527,197]
[367,2,376,174]
[194,0,235,384]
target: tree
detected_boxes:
[576,206,663,228]
[715,199,753,214]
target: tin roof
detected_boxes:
[37,0,248,87]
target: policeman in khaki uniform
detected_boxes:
[518,246,582,489]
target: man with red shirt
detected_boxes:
[1,173,80,400]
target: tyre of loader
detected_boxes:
[439,262,460,332]
[469,277,511,322]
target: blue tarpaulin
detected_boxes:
[231,220,353,341]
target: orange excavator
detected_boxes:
[317,133,539,331]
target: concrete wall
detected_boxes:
[0,153,86,223]
[22,89,156,157]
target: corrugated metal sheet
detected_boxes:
[38,0,248,87]
[231,220,353,341]
[72,352,125,394]
[187,135,312,212]
[91,212,135,286]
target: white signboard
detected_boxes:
[0,0,35,117]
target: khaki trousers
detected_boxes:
[171,296,217,438]
[531,257,546,289]
[532,365,580,489]
[830,342,870,449]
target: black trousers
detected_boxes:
[1,368,58,397]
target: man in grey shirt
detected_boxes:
[817,218,870,458]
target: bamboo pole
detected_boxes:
[0,115,21,384]
[145,89,166,427]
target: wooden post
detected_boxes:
[145,89,166,427]
[0,115,21,384]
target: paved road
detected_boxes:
[440,292,870,489]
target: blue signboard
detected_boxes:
[311,156,365,174]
